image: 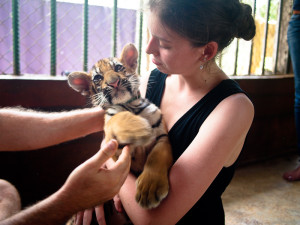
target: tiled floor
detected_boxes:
[223,154,300,225]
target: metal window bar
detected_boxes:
[261,0,271,75]
[83,0,88,72]
[137,0,144,75]
[248,0,257,75]
[12,0,20,75]
[273,0,283,74]
[50,0,56,76]
[233,39,239,76]
[112,0,118,57]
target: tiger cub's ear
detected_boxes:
[68,71,91,96]
[120,43,138,74]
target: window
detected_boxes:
[0,0,293,77]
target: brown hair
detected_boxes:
[148,0,256,52]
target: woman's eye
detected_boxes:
[115,64,125,72]
[159,45,171,49]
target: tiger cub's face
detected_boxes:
[89,56,140,106]
[68,43,140,107]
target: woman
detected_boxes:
[86,0,256,224]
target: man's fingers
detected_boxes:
[93,139,118,165]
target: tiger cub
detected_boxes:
[68,43,173,209]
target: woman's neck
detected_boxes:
[172,61,227,94]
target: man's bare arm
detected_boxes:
[0,107,105,151]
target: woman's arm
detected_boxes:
[0,107,105,151]
[115,93,254,225]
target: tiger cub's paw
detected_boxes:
[105,111,154,147]
[135,170,169,209]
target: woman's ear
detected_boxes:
[200,41,218,61]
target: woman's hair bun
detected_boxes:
[234,3,256,40]
[148,0,256,52]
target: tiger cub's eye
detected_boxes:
[115,64,125,72]
[93,74,103,84]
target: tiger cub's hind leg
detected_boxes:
[104,111,154,154]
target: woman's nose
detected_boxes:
[145,36,157,55]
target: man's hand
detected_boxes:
[0,140,131,225]
[59,140,131,212]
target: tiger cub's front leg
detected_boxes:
[135,134,173,209]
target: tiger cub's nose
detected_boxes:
[107,78,120,88]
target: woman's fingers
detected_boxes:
[95,205,106,225]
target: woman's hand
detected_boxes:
[74,194,124,225]
[74,205,106,225]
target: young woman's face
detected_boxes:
[146,12,202,75]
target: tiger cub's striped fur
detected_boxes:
[68,43,172,209]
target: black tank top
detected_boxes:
[146,69,247,225]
